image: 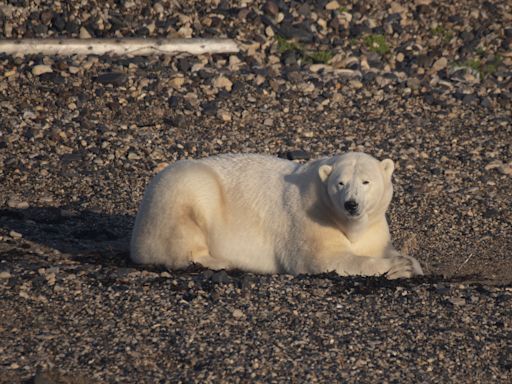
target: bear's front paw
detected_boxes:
[384,255,424,279]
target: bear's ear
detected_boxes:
[318,164,333,182]
[381,159,395,179]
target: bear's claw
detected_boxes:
[385,255,424,279]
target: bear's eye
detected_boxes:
[338,181,344,186]
[362,180,370,185]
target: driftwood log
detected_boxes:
[0,38,240,56]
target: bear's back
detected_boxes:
[200,154,297,190]
[196,154,299,229]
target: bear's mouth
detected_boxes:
[346,211,362,218]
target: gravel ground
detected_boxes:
[0,0,511,382]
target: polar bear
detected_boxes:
[130,152,423,279]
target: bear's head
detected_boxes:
[318,152,394,225]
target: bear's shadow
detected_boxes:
[0,206,136,268]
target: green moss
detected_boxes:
[475,47,486,57]
[275,35,334,64]
[431,25,453,42]
[306,50,334,64]
[276,35,302,54]
[455,55,503,77]
[363,34,390,55]
[482,55,503,76]
[464,58,482,72]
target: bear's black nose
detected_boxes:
[344,200,359,215]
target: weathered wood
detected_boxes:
[0,38,239,56]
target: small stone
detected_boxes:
[333,69,361,79]
[349,80,363,89]
[153,2,164,14]
[498,163,512,176]
[396,52,405,62]
[213,76,233,92]
[79,26,92,39]
[325,1,341,10]
[68,66,80,74]
[9,230,22,239]
[484,208,499,218]
[32,65,53,76]
[228,55,242,70]
[277,24,314,43]
[7,198,29,209]
[407,77,421,90]
[218,110,232,122]
[211,270,231,283]
[485,160,504,171]
[169,76,185,91]
[255,75,266,86]
[263,118,274,126]
[449,297,466,306]
[462,94,478,105]
[40,10,53,25]
[4,22,13,38]
[4,69,16,77]
[480,97,492,108]
[309,64,331,73]
[286,71,303,83]
[431,57,448,72]
[96,72,127,86]
[0,271,11,279]
[232,309,244,319]
[263,1,279,17]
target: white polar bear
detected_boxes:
[130,152,423,279]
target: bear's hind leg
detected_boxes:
[168,211,231,271]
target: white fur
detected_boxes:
[131,152,423,278]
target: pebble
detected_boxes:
[333,69,361,79]
[232,309,244,319]
[7,198,29,209]
[9,230,22,239]
[218,110,232,122]
[431,57,448,72]
[211,270,231,283]
[349,80,363,89]
[263,1,279,17]
[169,76,185,91]
[0,271,11,279]
[32,65,53,76]
[449,297,466,306]
[213,76,233,92]
[263,118,274,126]
[309,64,331,73]
[80,26,92,39]
[325,1,341,10]
[485,160,512,176]
[407,77,421,90]
[96,72,127,86]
